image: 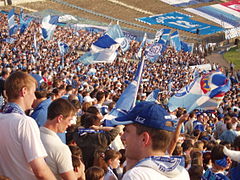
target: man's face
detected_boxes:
[198,115,204,122]
[121,124,142,161]
[24,83,36,110]
[59,115,73,133]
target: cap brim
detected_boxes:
[111,115,134,126]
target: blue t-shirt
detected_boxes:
[202,169,230,180]
[193,120,205,132]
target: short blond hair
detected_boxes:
[5,71,37,101]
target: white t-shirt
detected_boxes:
[40,127,73,179]
[123,156,190,180]
[123,166,189,180]
[0,113,47,180]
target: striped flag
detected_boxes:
[168,71,231,113]
[104,58,145,125]
[8,9,18,36]
[170,31,181,52]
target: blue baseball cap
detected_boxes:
[112,101,176,132]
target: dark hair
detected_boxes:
[66,124,78,145]
[80,113,100,128]
[211,145,225,164]
[94,149,121,173]
[189,112,195,118]
[1,68,9,77]
[47,98,76,120]
[85,166,104,180]
[224,116,231,123]
[183,155,191,168]
[52,88,59,95]
[188,165,203,180]
[118,149,126,165]
[191,151,203,166]
[35,90,48,99]
[66,85,73,92]
[69,145,82,158]
[82,102,92,112]
[71,99,81,110]
[172,145,183,156]
[72,155,81,169]
[87,106,100,115]
[96,91,105,101]
[203,151,211,170]
[104,149,121,164]
[182,140,193,152]
[226,122,232,130]
[193,129,201,137]
[133,123,172,152]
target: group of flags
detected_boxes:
[154,28,194,53]
[142,28,194,63]
[4,9,232,118]
[105,64,231,125]
[6,9,193,64]
[7,8,32,36]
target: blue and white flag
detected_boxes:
[170,31,181,52]
[181,41,194,53]
[154,30,164,42]
[19,9,32,34]
[41,15,59,40]
[120,38,130,52]
[105,59,145,125]
[193,68,200,79]
[79,34,119,64]
[106,24,124,41]
[145,43,166,62]
[106,24,130,52]
[137,33,147,59]
[41,14,77,40]
[1,37,16,44]
[58,41,69,55]
[8,9,18,36]
[58,14,77,22]
[146,89,160,102]
[168,71,231,113]
[158,29,171,46]
[33,33,38,55]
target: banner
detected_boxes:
[189,64,212,71]
[137,12,223,35]
[185,4,240,28]
[137,12,191,25]
[159,0,213,7]
[221,0,240,12]
[225,27,240,39]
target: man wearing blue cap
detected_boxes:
[112,101,190,179]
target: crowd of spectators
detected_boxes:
[0,11,240,180]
